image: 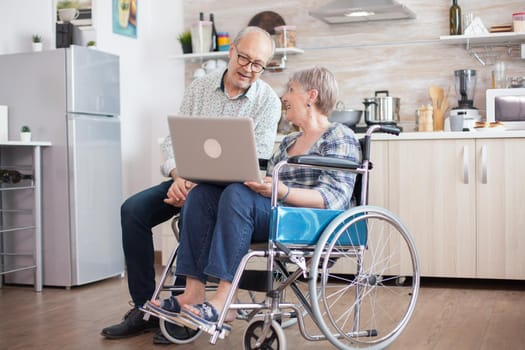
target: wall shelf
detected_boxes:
[170,47,304,61]
[439,32,525,46]
[439,32,525,66]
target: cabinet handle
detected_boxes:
[481,145,488,184]
[463,145,469,184]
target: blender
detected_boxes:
[448,69,481,130]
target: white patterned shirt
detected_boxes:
[160,68,281,177]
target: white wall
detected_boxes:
[92,1,184,196]
[0,0,186,248]
[0,0,55,53]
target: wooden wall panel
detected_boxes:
[182,0,525,127]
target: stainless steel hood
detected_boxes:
[310,0,416,24]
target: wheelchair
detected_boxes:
[142,124,420,350]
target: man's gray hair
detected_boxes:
[233,26,276,61]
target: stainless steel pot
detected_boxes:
[363,90,400,124]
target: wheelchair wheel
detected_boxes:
[243,319,286,350]
[159,319,202,344]
[309,206,420,350]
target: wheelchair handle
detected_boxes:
[365,124,401,137]
[362,125,400,162]
[378,125,401,135]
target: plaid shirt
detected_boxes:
[266,123,361,210]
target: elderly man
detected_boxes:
[101,26,281,340]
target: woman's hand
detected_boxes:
[245,176,288,199]
[164,177,195,207]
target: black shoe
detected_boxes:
[152,329,171,345]
[101,308,159,339]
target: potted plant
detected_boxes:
[177,30,192,54]
[56,0,80,22]
[56,0,79,9]
[87,40,96,49]
[32,34,43,52]
[20,125,31,142]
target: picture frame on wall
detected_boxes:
[112,0,137,38]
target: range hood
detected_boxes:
[310,0,416,24]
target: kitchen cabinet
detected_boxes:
[0,142,50,292]
[385,139,477,278]
[476,138,525,279]
[370,135,525,279]
[160,133,525,279]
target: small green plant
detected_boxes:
[177,30,192,46]
[21,125,31,133]
[87,40,96,47]
[56,0,79,9]
[32,34,41,43]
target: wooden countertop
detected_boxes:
[276,130,525,142]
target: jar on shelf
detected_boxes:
[513,12,525,32]
[274,25,296,48]
[217,32,230,51]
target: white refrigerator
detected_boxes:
[0,45,125,287]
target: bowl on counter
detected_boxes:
[329,109,363,127]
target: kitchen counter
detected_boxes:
[367,129,525,140]
[276,130,525,142]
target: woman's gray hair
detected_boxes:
[291,67,339,115]
[233,26,276,61]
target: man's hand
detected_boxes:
[164,177,195,207]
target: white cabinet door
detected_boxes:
[387,139,477,277]
[476,138,525,279]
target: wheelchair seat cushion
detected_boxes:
[270,206,367,246]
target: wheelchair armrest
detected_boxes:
[288,155,360,170]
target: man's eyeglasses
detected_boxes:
[236,52,266,73]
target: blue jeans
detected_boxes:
[175,183,271,283]
[121,180,180,307]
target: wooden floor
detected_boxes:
[1,272,524,350]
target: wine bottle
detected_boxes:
[0,169,33,184]
[210,13,218,51]
[449,0,462,35]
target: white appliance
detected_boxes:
[486,88,525,130]
[0,46,124,287]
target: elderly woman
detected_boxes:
[148,66,361,333]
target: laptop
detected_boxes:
[168,115,263,184]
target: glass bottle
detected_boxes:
[0,169,33,184]
[210,13,218,51]
[449,0,462,35]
